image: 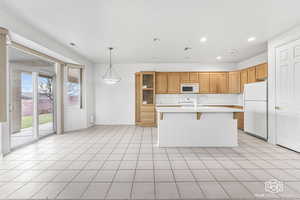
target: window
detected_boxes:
[66,67,83,108]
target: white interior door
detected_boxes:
[275,39,300,152]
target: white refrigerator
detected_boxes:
[244,81,268,140]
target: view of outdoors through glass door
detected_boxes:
[10,72,35,148]
[9,47,56,149]
[38,75,55,137]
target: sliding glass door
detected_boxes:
[38,75,55,137]
[9,47,56,149]
[10,71,35,148]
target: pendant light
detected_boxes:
[102,47,121,84]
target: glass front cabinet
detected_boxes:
[135,72,156,126]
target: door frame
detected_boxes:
[268,25,300,145]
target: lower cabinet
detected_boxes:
[234,112,244,130]
[140,106,155,125]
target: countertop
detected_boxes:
[156,106,244,113]
[156,103,243,107]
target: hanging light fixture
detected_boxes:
[102,47,121,85]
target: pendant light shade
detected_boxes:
[103,47,121,85]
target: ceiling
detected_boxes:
[1,0,300,64]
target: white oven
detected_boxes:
[180,83,199,93]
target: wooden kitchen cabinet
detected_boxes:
[209,72,228,94]
[234,112,244,130]
[255,63,268,80]
[135,72,156,127]
[198,72,210,94]
[180,72,190,82]
[228,71,241,93]
[155,72,168,94]
[189,72,198,82]
[247,67,256,83]
[168,72,180,93]
[240,69,248,93]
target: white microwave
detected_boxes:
[180,83,199,93]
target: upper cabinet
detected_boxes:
[247,67,256,83]
[146,63,268,95]
[228,71,241,93]
[155,72,168,94]
[240,69,248,93]
[209,72,228,94]
[180,72,189,82]
[255,63,268,80]
[189,72,199,82]
[198,72,210,94]
[167,72,180,94]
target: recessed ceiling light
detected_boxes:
[216,56,222,60]
[200,37,207,43]
[69,42,76,47]
[247,37,256,42]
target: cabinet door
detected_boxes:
[168,72,180,93]
[155,72,168,94]
[240,70,248,93]
[198,72,210,93]
[228,71,241,93]
[255,63,268,80]
[189,72,198,82]
[180,72,189,82]
[209,72,228,93]
[247,67,256,83]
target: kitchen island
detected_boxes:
[156,106,243,147]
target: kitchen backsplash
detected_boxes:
[156,94,244,105]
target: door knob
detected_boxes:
[275,106,280,110]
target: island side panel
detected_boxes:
[157,112,238,147]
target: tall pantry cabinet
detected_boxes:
[135,72,156,126]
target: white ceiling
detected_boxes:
[1,0,300,64]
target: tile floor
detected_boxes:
[0,125,300,199]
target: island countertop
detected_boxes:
[156,106,243,113]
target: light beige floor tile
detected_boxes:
[177,182,204,199]
[131,182,155,199]
[81,183,110,199]
[220,182,254,199]
[52,170,80,182]
[210,169,236,181]
[135,170,154,182]
[106,182,132,199]
[155,170,175,182]
[8,182,47,199]
[32,182,67,199]
[114,170,135,182]
[192,170,215,181]
[93,170,117,182]
[57,182,89,199]
[198,182,229,199]
[0,182,25,199]
[73,170,97,182]
[155,182,180,199]
[173,170,195,181]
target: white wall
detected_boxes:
[236,52,268,70]
[0,9,95,133]
[95,63,236,125]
